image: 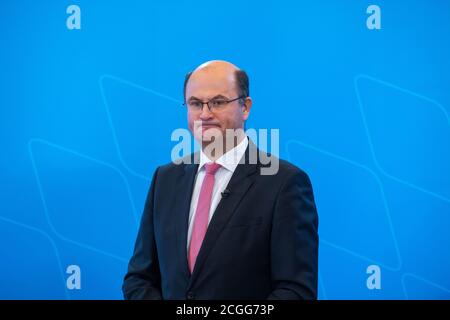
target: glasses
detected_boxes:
[183,96,245,112]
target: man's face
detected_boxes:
[185,67,250,144]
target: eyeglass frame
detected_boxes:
[182,95,246,112]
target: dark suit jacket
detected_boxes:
[122,140,319,300]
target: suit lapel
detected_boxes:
[188,141,260,286]
[173,153,199,279]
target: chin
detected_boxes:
[197,127,223,143]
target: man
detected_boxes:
[122,60,319,300]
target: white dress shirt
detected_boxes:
[187,136,249,248]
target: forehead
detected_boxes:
[186,68,237,98]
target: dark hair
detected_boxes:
[183,69,250,104]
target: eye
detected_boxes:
[210,100,228,108]
[189,101,202,108]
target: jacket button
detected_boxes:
[187,292,195,300]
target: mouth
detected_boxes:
[202,123,220,128]
[200,123,221,131]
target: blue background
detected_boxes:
[1,0,449,299]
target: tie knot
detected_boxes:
[204,162,221,175]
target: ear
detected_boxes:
[242,97,252,121]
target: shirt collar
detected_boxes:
[199,136,249,173]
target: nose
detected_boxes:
[199,103,214,120]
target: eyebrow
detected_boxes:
[188,95,229,102]
[187,97,201,102]
[211,95,229,100]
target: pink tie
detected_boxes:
[188,162,222,273]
